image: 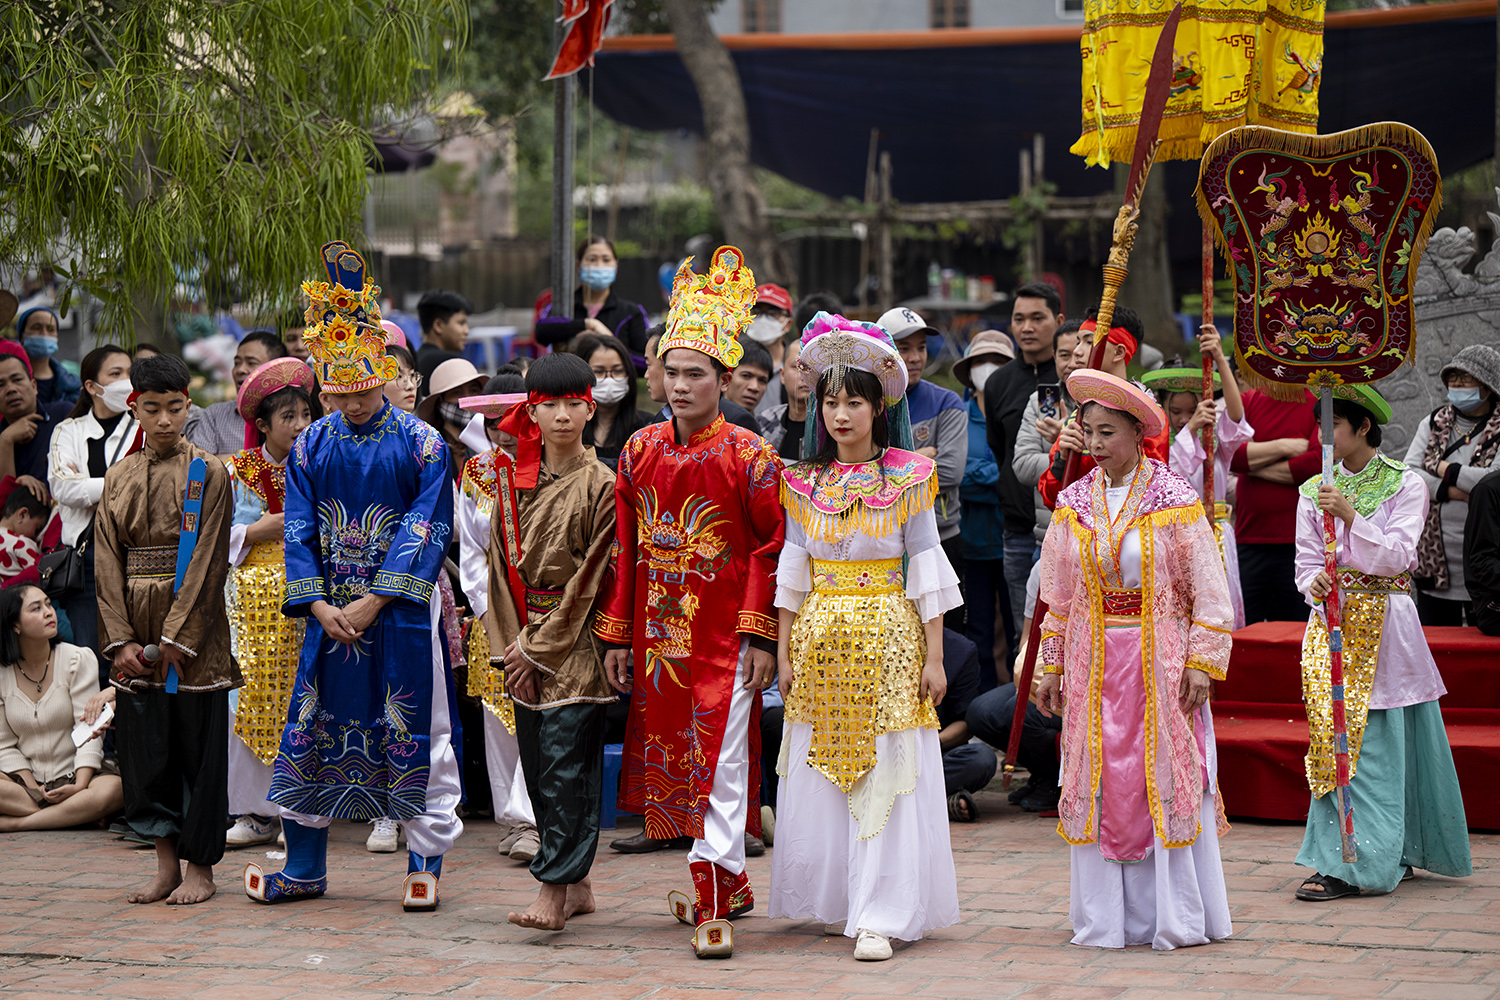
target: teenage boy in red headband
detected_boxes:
[95,353,241,906]
[484,351,617,931]
[1038,304,1170,509]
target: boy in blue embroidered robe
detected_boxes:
[245,241,460,910]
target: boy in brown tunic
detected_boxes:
[486,352,616,930]
[96,354,240,905]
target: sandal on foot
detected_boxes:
[1295,872,1359,901]
[1401,865,1416,882]
[947,790,978,823]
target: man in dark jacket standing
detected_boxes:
[1465,468,1500,635]
[983,282,1063,633]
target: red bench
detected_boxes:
[1214,621,1500,830]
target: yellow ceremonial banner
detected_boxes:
[1072,0,1326,167]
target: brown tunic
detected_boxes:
[95,438,241,692]
[486,448,616,709]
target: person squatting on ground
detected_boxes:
[223,359,317,848]
[484,351,617,931]
[1291,385,1472,901]
[244,242,460,911]
[97,352,241,906]
[1034,369,1234,950]
[770,313,962,962]
[594,246,785,958]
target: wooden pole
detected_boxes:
[877,151,893,312]
[1319,386,1359,862]
[1201,224,1216,518]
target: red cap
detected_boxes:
[755,283,793,314]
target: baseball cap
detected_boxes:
[876,306,940,342]
[755,283,793,314]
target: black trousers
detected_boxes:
[1237,542,1307,624]
[515,701,607,885]
[1416,591,1471,628]
[115,688,230,867]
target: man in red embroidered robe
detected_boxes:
[596,246,784,958]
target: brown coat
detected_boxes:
[485,448,616,709]
[95,438,241,692]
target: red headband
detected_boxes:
[496,388,594,490]
[122,389,191,458]
[1077,319,1138,364]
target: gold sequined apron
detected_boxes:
[231,541,305,764]
[466,624,515,735]
[784,557,938,793]
[1302,568,1411,797]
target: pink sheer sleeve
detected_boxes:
[1177,514,1234,680]
[1037,514,1078,675]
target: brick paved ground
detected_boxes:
[1,785,1496,1000]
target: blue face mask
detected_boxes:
[1448,387,1485,412]
[580,265,616,292]
[23,336,57,360]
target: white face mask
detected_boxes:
[99,378,134,416]
[745,315,785,345]
[968,363,1000,392]
[593,376,630,406]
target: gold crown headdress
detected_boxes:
[302,241,399,394]
[657,245,754,369]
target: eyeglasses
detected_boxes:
[392,372,420,388]
[591,367,627,379]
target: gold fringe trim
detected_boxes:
[1195,123,1444,400]
[780,472,937,544]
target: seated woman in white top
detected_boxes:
[0,585,122,831]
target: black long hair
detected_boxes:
[68,345,131,419]
[810,367,889,481]
[0,585,59,666]
[253,385,321,445]
[574,333,644,451]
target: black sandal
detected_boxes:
[1401,865,1416,882]
[947,790,978,823]
[1295,872,1359,901]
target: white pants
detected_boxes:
[226,702,276,816]
[483,709,535,827]
[686,639,753,877]
[280,590,464,858]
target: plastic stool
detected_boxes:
[601,743,624,830]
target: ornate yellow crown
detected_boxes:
[302,241,400,394]
[657,245,754,369]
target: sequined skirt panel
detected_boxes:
[1302,583,1387,798]
[784,558,938,793]
[230,551,304,765]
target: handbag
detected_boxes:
[39,520,90,600]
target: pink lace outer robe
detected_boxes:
[1038,458,1234,851]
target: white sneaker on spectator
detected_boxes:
[853,928,892,961]
[509,826,540,862]
[366,817,402,853]
[226,814,280,848]
[761,804,775,846]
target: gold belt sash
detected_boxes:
[1302,565,1396,797]
[467,623,515,735]
[243,540,283,567]
[786,557,936,794]
[125,545,176,579]
[230,557,303,764]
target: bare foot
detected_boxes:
[508,883,569,930]
[566,878,596,919]
[127,867,182,904]
[166,863,217,905]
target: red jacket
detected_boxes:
[1038,422,1171,509]
[1228,389,1324,545]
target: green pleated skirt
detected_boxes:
[1296,700,1473,894]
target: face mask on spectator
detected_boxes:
[969,363,1000,392]
[23,336,57,360]
[745,316,784,345]
[580,265,616,292]
[439,400,471,428]
[593,376,630,406]
[1448,387,1485,412]
[99,379,134,415]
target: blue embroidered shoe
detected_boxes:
[244,864,328,903]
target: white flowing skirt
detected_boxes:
[1068,792,1232,950]
[769,723,960,941]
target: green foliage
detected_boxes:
[0,0,466,336]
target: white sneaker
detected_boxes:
[853,928,892,961]
[366,817,402,853]
[761,804,776,846]
[226,814,280,848]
